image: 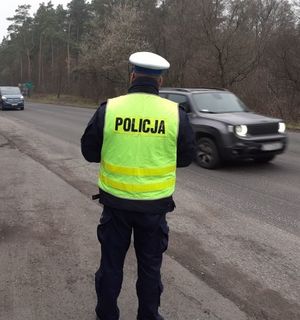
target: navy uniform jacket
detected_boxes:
[81,77,195,214]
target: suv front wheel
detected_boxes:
[196,137,221,169]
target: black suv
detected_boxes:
[159,88,287,169]
[0,86,25,110]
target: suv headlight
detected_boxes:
[2,96,7,100]
[278,122,286,133]
[20,95,24,100]
[235,125,248,137]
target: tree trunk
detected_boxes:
[20,56,23,82]
[216,46,226,87]
[67,21,71,88]
[38,34,43,87]
[51,40,55,89]
[26,48,31,81]
[57,67,63,99]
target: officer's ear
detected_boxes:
[129,72,136,84]
[158,76,163,88]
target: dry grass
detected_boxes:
[27,93,98,109]
[287,123,300,132]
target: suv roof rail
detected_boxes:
[160,87,190,92]
[195,87,227,91]
[160,87,227,92]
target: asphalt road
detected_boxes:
[0,102,299,320]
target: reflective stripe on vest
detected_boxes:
[98,93,179,200]
[101,160,176,176]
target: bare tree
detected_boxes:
[80,2,152,96]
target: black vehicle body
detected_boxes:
[0,86,24,110]
[159,88,287,168]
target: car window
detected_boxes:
[159,93,168,98]
[0,87,21,95]
[168,94,191,113]
[192,92,247,113]
[168,94,187,104]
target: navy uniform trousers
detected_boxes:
[95,206,169,320]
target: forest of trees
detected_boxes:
[0,0,299,121]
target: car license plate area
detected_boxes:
[261,142,283,151]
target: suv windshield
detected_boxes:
[1,87,21,95]
[192,92,247,113]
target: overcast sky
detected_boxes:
[0,1,71,40]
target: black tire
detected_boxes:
[254,155,275,163]
[196,137,221,169]
[20,107,24,110]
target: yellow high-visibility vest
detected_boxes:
[98,93,179,200]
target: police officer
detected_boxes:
[81,52,195,320]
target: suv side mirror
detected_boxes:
[180,102,191,113]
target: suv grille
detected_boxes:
[7,98,21,103]
[248,123,279,135]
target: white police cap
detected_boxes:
[129,51,170,75]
